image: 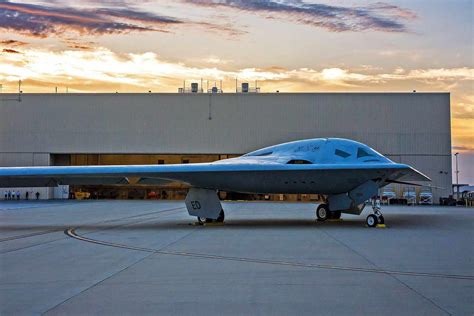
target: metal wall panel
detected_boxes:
[0,92,451,200]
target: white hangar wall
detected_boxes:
[0,92,451,201]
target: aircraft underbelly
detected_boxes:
[172,169,385,195]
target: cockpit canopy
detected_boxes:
[243,138,391,164]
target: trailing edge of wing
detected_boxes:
[386,179,443,189]
[0,176,129,188]
[136,177,176,185]
[390,166,431,182]
[386,179,423,186]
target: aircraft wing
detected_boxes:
[0,163,278,187]
[0,162,430,194]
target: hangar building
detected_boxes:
[0,92,452,202]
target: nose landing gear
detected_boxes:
[366,199,385,228]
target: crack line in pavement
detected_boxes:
[320,228,452,315]
[66,227,474,281]
[0,230,60,242]
[43,209,194,315]
[0,206,184,254]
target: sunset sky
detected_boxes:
[0,0,472,183]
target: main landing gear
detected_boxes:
[366,199,384,228]
[198,209,225,225]
[316,204,341,221]
[316,201,384,227]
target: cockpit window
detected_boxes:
[245,151,273,157]
[287,159,312,164]
[252,151,272,157]
[335,149,351,158]
[357,148,374,158]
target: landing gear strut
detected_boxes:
[198,209,225,225]
[316,204,341,221]
[366,198,384,227]
[216,209,225,222]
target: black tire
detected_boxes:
[197,216,207,225]
[378,215,385,225]
[316,204,329,221]
[366,214,378,227]
[216,209,225,223]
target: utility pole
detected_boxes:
[18,80,22,101]
[454,152,459,200]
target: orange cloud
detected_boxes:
[2,48,21,54]
[0,39,28,46]
[0,47,472,152]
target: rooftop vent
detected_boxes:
[178,80,204,93]
[236,80,260,93]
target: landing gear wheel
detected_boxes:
[366,214,378,227]
[377,215,385,225]
[216,209,225,223]
[316,204,329,221]
[197,216,207,225]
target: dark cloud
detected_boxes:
[194,21,248,36]
[67,44,92,50]
[185,0,416,32]
[0,39,28,46]
[62,38,96,50]
[0,1,182,38]
[94,8,180,25]
[2,48,21,53]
